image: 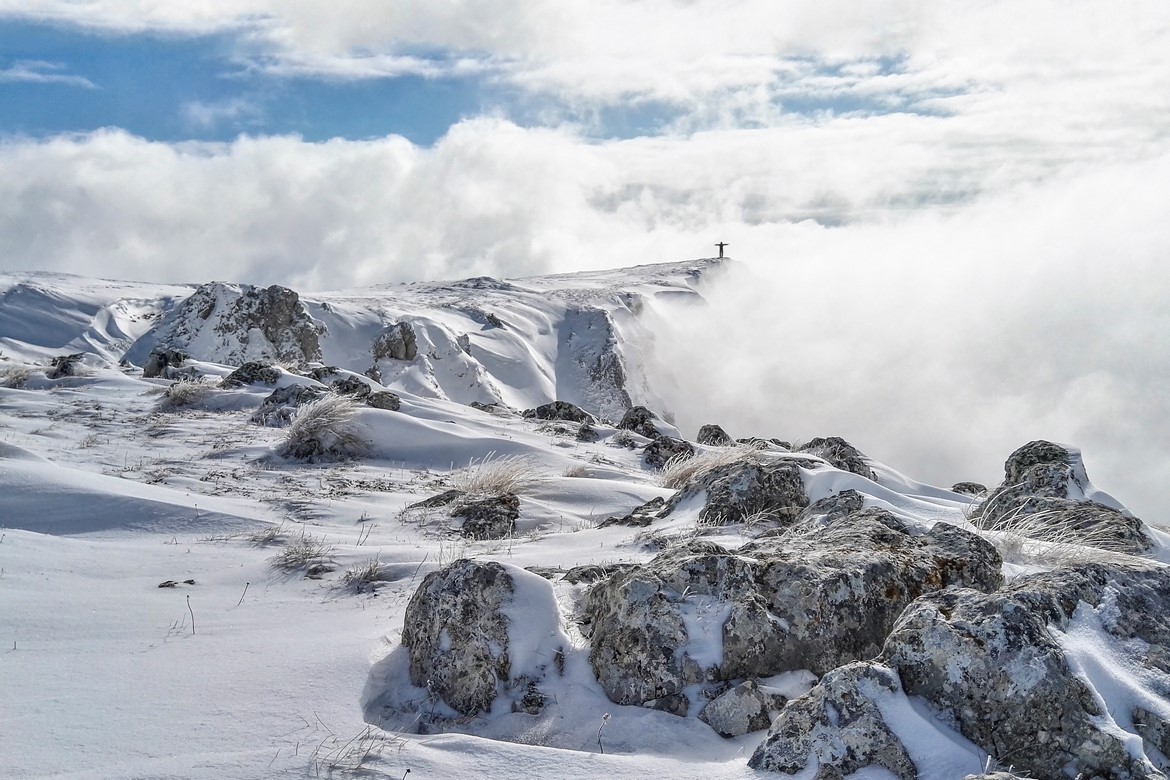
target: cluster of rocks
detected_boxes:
[392,437,1169,779]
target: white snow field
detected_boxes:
[1,259,1168,780]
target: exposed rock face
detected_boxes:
[951,481,987,495]
[699,680,783,738]
[371,322,418,362]
[665,458,810,525]
[142,348,187,379]
[749,662,917,778]
[221,361,281,387]
[881,563,1170,780]
[46,353,85,379]
[617,406,663,438]
[798,436,875,481]
[367,391,401,411]
[976,440,1150,554]
[696,424,733,446]
[522,400,595,424]
[599,496,666,528]
[251,384,328,427]
[795,489,866,525]
[330,375,372,398]
[455,493,520,540]
[583,519,1002,716]
[643,436,695,468]
[138,282,324,366]
[400,560,512,716]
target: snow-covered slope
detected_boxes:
[2,259,1169,780]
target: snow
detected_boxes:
[1,259,1167,779]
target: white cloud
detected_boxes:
[0,59,95,88]
[180,97,261,130]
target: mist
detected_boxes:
[641,154,1170,523]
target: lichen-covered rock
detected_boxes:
[696,424,733,446]
[402,559,513,716]
[142,348,187,379]
[250,383,327,426]
[665,458,810,525]
[643,436,695,468]
[371,321,417,362]
[748,662,917,779]
[976,440,1151,554]
[951,481,987,496]
[366,390,401,411]
[46,353,85,379]
[882,565,1170,780]
[521,400,595,424]
[454,493,520,540]
[795,489,866,525]
[617,405,663,438]
[221,361,281,387]
[598,496,666,528]
[798,436,875,480]
[331,376,372,398]
[575,421,599,442]
[699,680,782,738]
[1134,706,1170,768]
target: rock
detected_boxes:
[470,401,509,415]
[643,436,695,468]
[46,353,85,379]
[455,493,520,540]
[1134,706,1170,768]
[617,405,662,438]
[881,564,1170,780]
[699,680,781,738]
[575,421,599,442]
[331,376,372,398]
[798,436,876,480]
[562,563,635,585]
[308,365,341,382]
[951,481,987,495]
[975,440,1150,554]
[748,662,917,779]
[696,424,733,446]
[142,348,187,379]
[371,321,417,361]
[521,400,595,424]
[665,458,809,525]
[400,560,514,716]
[599,496,666,528]
[795,489,866,525]
[251,384,328,427]
[366,391,401,411]
[407,489,465,510]
[221,361,281,387]
[963,774,1027,780]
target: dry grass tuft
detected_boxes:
[279,395,370,461]
[0,364,35,389]
[450,453,544,497]
[270,532,334,571]
[340,556,394,592]
[156,377,213,411]
[973,506,1146,567]
[659,442,767,490]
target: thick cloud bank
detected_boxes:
[642,156,1170,523]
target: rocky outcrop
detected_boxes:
[142,348,187,379]
[221,361,281,387]
[643,436,695,468]
[251,383,327,427]
[522,400,595,424]
[367,390,401,411]
[454,493,520,540]
[46,353,85,379]
[330,376,372,398]
[699,680,783,738]
[583,518,1002,718]
[975,440,1150,554]
[696,424,733,446]
[599,496,666,528]
[617,406,663,438]
[664,458,810,525]
[798,436,875,481]
[880,564,1170,780]
[951,481,987,495]
[371,322,418,362]
[749,662,917,778]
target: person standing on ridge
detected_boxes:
[715,242,728,258]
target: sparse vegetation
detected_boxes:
[341,556,394,592]
[450,453,544,497]
[279,395,371,461]
[156,377,213,411]
[270,532,334,571]
[562,464,592,478]
[972,506,1145,566]
[0,364,35,389]
[659,442,766,489]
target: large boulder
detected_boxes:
[975,440,1150,554]
[699,679,784,738]
[748,662,917,778]
[798,436,876,481]
[142,348,187,379]
[617,405,664,438]
[221,361,281,387]
[696,424,733,446]
[583,517,1002,717]
[881,563,1170,780]
[250,383,328,426]
[400,560,565,718]
[643,436,695,468]
[664,458,810,526]
[46,353,85,379]
[454,493,520,540]
[522,400,595,424]
[371,321,418,362]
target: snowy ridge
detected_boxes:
[2,257,1169,780]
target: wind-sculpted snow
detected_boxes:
[5,259,1170,780]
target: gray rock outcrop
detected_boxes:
[221,361,281,387]
[643,436,695,468]
[699,680,783,738]
[664,458,810,525]
[455,493,520,540]
[46,353,85,379]
[251,383,328,427]
[617,405,663,438]
[798,436,876,481]
[696,424,733,446]
[142,348,187,379]
[522,400,595,424]
[371,321,418,362]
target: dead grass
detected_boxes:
[340,556,395,592]
[972,506,1147,567]
[659,442,766,490]
[269,532,334,571]
[0,364,35,389]
[279,395,370,461]
[450,453,544,497]
[156,377,214,411]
